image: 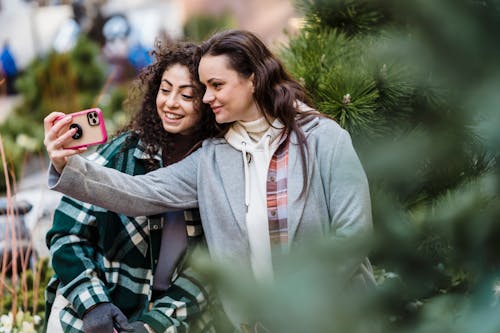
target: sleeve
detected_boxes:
[46,196,111,317]
[48,146,201,217]
[328,128,373,237]
[139,267,214,333]
[322,125,376,288]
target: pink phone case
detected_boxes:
[58,108,108,149]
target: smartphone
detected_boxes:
[58,108,108,149]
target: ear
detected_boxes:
[249,73,255,93]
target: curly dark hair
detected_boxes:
[119,40,218,170]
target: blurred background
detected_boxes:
[1,0,500,332]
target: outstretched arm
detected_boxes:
[48,150,200,217]
[44,112,200,217]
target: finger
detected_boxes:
[43,112,66,132]
[45,126,77,150]
[112,309,133,332]
[44,117,73,146]
[55,147,87,157]
[49,148,81,160]
[50,116,74,140]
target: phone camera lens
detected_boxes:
[70,123,83,139]
[87,111,99,126]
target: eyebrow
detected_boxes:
[206,78,222,84]
[162,79,194,89]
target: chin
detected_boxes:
[163,125,178,133]
[215,116,230,124]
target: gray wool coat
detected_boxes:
[49,116,376,325]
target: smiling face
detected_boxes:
[156,64,201,135]
[199,54,260,123]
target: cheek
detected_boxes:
[155,93,163,109]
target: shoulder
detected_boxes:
[302,116,357,162]
[305,116,347,141]
[316,116,344,132]
[201,137,227,148]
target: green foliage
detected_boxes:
[0,36,106,194]
[15,35,105,121]
[282,30,374,134]
[183,11,235,42]
[1,257,53,317]
[281,29,416,139]
[297,0,393,36]
[106,84,128,116]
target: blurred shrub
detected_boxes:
[183,11,235,42]
[190,0,500,332]
[0,36,112,193]
[1,257,53,321]
[14,35,105,121]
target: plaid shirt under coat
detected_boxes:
[44,132,214,333]
[267,139,289,251]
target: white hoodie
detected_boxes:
[224,117,285,281]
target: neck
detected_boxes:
[162,133,199,166]
[237,117,271,142]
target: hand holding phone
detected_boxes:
[57,108,107,149]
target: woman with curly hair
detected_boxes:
[44,41,218,333]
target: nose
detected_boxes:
[165,93,179,108]
[203,89,214,104]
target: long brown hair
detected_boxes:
[198,30,317,192]
[120,41,218,170]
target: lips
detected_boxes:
[211,105,223,113]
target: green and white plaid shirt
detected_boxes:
[44,132,216,333]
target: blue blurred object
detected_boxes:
[1,41,18,95]
[127,42,152,71]
[0,42,17,77]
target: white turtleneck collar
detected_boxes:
[238,117,272,143]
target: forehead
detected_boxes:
[161,63,192,83]
[198,55,234,78]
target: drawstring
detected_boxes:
[242,135,271,214]
[241,141,250,212]
[264,135,271,160]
